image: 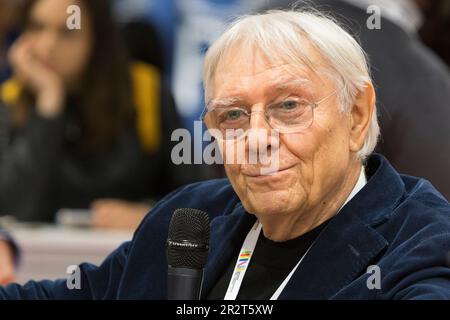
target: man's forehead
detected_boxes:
[218,56,311,76]
[216,40,323,74]
[208,76,315,107]
[225,72,312,86]
[210,47,328,102]
[214,69,314,90]
[214,55,320,88]
[272,77,314,89]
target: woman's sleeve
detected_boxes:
[0,103,65,221]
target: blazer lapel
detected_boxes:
[277,205,388,299]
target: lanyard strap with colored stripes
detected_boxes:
[223,220,314,300]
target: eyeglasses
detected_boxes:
[200,89,338,140]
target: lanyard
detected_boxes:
[223,220,315,300]
[224,220,262,300]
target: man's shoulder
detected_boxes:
[397,175,450,228]
[379,175,450,265]
[375,178,450,299]
[367,155,449,231]
[363,155,449,263]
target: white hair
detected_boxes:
[203,9,379,160]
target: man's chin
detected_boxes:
[244,193,301,217]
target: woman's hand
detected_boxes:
[0,240,15,285]
[9,35,65,118]
[91,199,151,231]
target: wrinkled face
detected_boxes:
[26,0,92,87]
[209,46,356,219]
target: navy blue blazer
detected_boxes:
[1,154,449,299]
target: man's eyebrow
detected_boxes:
[206,78,313,108]
[207,97,242,109]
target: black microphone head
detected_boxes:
[167,208,210,269]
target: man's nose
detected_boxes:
[249,105,271,131]
[247,108,275,157]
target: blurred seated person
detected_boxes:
[121,20,165,77]
[0,0,188,226]
[0,240,14,285]
[0,0,24,83]
[0,229,18,285]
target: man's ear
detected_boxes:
[349,82,376,153]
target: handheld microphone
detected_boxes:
[166,208,210,300]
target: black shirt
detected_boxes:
[207,219,330,300]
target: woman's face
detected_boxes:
[25,0,93,88]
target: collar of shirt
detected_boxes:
[339,165,367,211]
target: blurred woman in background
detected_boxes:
[0,0,187,227]
[0,0,23,83]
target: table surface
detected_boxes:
[10,225,133,284]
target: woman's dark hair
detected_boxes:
[15,0,134,150]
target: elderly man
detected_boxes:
[1,10,450,300]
